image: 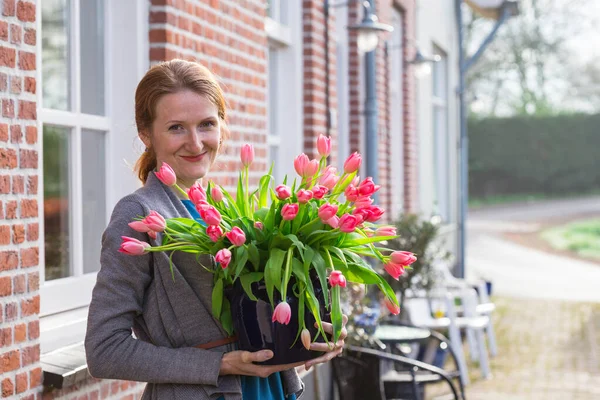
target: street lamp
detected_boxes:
[407,48,442,77]
[347,1,393,54]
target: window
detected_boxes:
[432,45,450,221]
[335,3,349,172]
[40,0,148,353]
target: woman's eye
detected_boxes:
[200,120,216,128]
[168,124,184,131]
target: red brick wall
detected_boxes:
[0,0,42,398]
[149,0,269,189]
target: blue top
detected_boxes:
[181,199,296,400]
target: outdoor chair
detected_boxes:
[331,344,463,400]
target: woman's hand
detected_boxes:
[304,314,348,371]
[219,350,305,378]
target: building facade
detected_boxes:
[0,0,461,398]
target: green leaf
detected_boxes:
[259,165,274,208]
[247,242,260,271]
[311,251,330,309]
[344,262,380,284]
[237,171,245,217]
[328,246,348,268]
[291,258,306,283]
[212,279,224,320]
[240,272,264,301]
[220,297,233,335]
[220,189,242,218]
[331,285,343,343]
[304,283,327,343]
[264,248,286,306]
[253,207,269,222]
[341,235,397,247]
[233,247,249,280]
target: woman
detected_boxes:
[85,59,346,400]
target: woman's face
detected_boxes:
[142,90,221,188]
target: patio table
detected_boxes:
[374,324,431,345]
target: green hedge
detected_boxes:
[468,113,600,198]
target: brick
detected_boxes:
[27,320,38,340]
[14,324,25,343]
[21,344,39,366]
[0,46,15,67]
[0,149,17,169]
[0,251,18,270]
[5,200,16,218]
[0,276,10,296]
[0,21,7,41]
[10,24,20,44]
[20,198,36,217]
[10,124,21,143]
[1,378,13,398]
[18,99,35,118]
[18,50,34,70]
[23,28,34,45]
[2,98,14,117]
[19,149,37,168]
[9,75,20,93]
[0,225,8,244]
[0,124,7,141]
[13,274,25,294]
[1,350,20,372]
[4,302,17,320]
[2,0,15,16]
[0,328,11,347]
[16,1,34,22]
[0,73,6,91]
[21,296,39,316]
[26,175,36,194]
[29,367,41,388]
[11,175,23,194]
[15,372,26,394]
[26,223,37,240]
[20,247,38,267]
[27,272,37,291]
[12,224,24,244]
[23,76,34,93]
[25,125,36,144]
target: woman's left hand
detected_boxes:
[304,314,348,371]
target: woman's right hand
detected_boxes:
[219,350,305,378]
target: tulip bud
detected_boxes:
[317,134,331,158]
[318,203,338,222]
[294,154,310,177]
[143,211,166,232]
[305,159,319,178]
[275,185,292,200]
[375,226,397,237]
[215,248,232,269]
[384,262,405,280]
[241,144,254,167]
[357,177,381,197]
[343,152,362,174]
[281,203,299,221]
[155,162,177,186]
[272,301,292,325]
[206,225,224,242]
[254,221,264,230]
[301,328,312,350]
[384,297,400,315]
[390,251,417,266]
[365,205,384,223]
[297,189,313,204]
[344,185,359,202]
[188,182,207,205]
[198,204,222,226]
[312,185,328,200]
[128,221,151,233]
[329,270,347,288]
[226,226,246,246]
[326,215,339,229]
[211,186,224,202]
[338,214,360,233]
[119,236,151,256]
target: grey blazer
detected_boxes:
[85,173,304,400]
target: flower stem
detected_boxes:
[173,184,189,199]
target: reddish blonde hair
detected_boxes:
[134,59,229,183]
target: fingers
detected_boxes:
[242,350,273,364]
[315,321,347,340]
[305,346,343,370]
[342,314,349,325]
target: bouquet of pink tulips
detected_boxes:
[120,135,416,347]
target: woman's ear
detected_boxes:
[138,130,151,149]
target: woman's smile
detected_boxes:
[180,152,207,162]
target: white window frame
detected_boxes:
[335,4,349,172]
[38,0,149,353]
[432,44,450,222]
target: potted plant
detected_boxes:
[119,135,417,365]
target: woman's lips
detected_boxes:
[181,152,207,162]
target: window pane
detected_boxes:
[42,0,70,111]
[269,145,279,183]
[43,126,71,280]
[268,49,278,136]
[81,130,106,274]
[80,0,105,115]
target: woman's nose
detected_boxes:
[187,131,203,151]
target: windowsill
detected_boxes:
[41,342,90,390]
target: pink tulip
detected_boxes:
[142,211,166,232]
[384,297,400,315]
[329,271,347,288]
[354,196,373,209]
[148,230,158,240]
[305,159,319,178]
[119,236,150,256]
[384,262,406,280]
[375,226,397,237]
[211,186,224,202]
[226,226,246,246]
[352,208,371,223]
[312,185,328,200]
[215,248,232,269]
[343,152,362,174]
[254,221,264,230]
[275,185,292,200]
[326,215,339,229]
[293,154,309,177]
[317,134,331,158]
[318,166,339,189]
[128,221,151,233]
[390,251,417,266]
[344,185,359,202]
[188,182,207,205]
[301,328,311,350]
[241,144,254,167]
[357,177,381,197]
[155,162,177,186]
[351,176,360,187]
[206,225,223,242]
[281,203,299,221]
[297,189,313,204]
[318,203,338,221]
[272,301,292,325]
[365,206,384,223]
[338,214,361,233]
[198,204,222,226]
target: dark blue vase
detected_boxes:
[227,275,329,365]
